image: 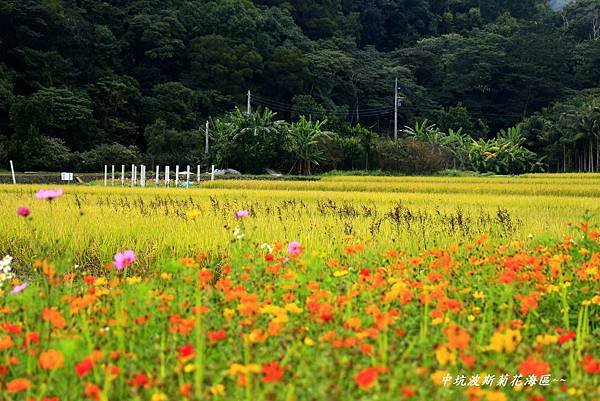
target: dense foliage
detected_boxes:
[0,0,598,174]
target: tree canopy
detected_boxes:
[0,0,598,173]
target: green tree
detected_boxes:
[286,116,331,175]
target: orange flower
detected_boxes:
[6,377,32,393]
[444,324,471,350]
[42,308,66,329]
[0,334,14,350]
[519,357,550,377]
[38,349,64,370]
[84,383,101,400]
[355,366,385,389]
[261,361,284,383]
[582,355,600,374]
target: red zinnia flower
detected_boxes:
[558,330,575,345]
[519,357,550,377]
[208,329,227,344]
[355,367,381,389]
[76,359,94,377]
[178,344,195,360]
[261,361,284,383]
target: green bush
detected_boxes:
[20,136,71,171]
[73,143,141,172]
[373,138,448,174]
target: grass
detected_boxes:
[0,175,598,400]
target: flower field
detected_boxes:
[0,175,598,401]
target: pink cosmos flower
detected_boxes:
[35,188,63,201]
[16,207,31,217]
[11,282,28,295]
[288,241,302,256]
[234,210,249,218]
[113,249,136,271]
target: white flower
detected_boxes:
[233,227,245,240]
[0,255,14,287]
[260,243,273,253]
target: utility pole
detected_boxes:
[247,90,251,114]
[394,77,398,140]
[205,120,209,154]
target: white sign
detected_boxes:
[61,172,73,181]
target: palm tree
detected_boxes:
[287,116,331,175]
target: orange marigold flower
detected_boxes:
[261,361,284,383]
[42,308,66,329]
[6,377,33,393]
[444,324,471,350]
[38,349,64,370]
[0,334,14,350]
[84,383,101,400]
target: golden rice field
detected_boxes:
[0,175,598,401]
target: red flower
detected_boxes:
[76,359,94,377]
[558,330,575,345]
[261,361,284,383]
[128,372,150,389]
[84,383,101,400]
[582,355,600,374]
[208,329,227,344]
[519,357,550,377]
[360,269,371,277]
[265,254,274,262]
[355,367,381,389]
[178,344,195,360]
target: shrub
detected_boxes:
[374,138,448,174]
[20,136,72,171]
[74,143,141,172]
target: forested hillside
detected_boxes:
[0,0,599,173]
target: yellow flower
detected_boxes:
[160,272,172,281]
[186,209,200,220]
[485,390,507,401]
[210,384,225,395]
[430,370,449,386]
[535,334,558,346]
[284,303,303,314]
[151,392,168,401]
[93,277,107,286]
[333,270,348,277]
[473,291,485,299]
[184,364,195,373]
[435,345,456,366]
[486,329,521,353]
[223,308,235,320]
[126,276,142,285]
[304,337,315,346]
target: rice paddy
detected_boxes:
[0,175,598,400]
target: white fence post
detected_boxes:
[211,165,215,181]
[175,165,179,188]
[104,165,108,186]
[165,166,170,187]
[121,165,125,186]
[155,165,160,186]
[131,165,135,187]
[197,165,201,184]
[111,165,115,186]
[141,165,146,187]
[186,165,190,188]
[9,160,16,184]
